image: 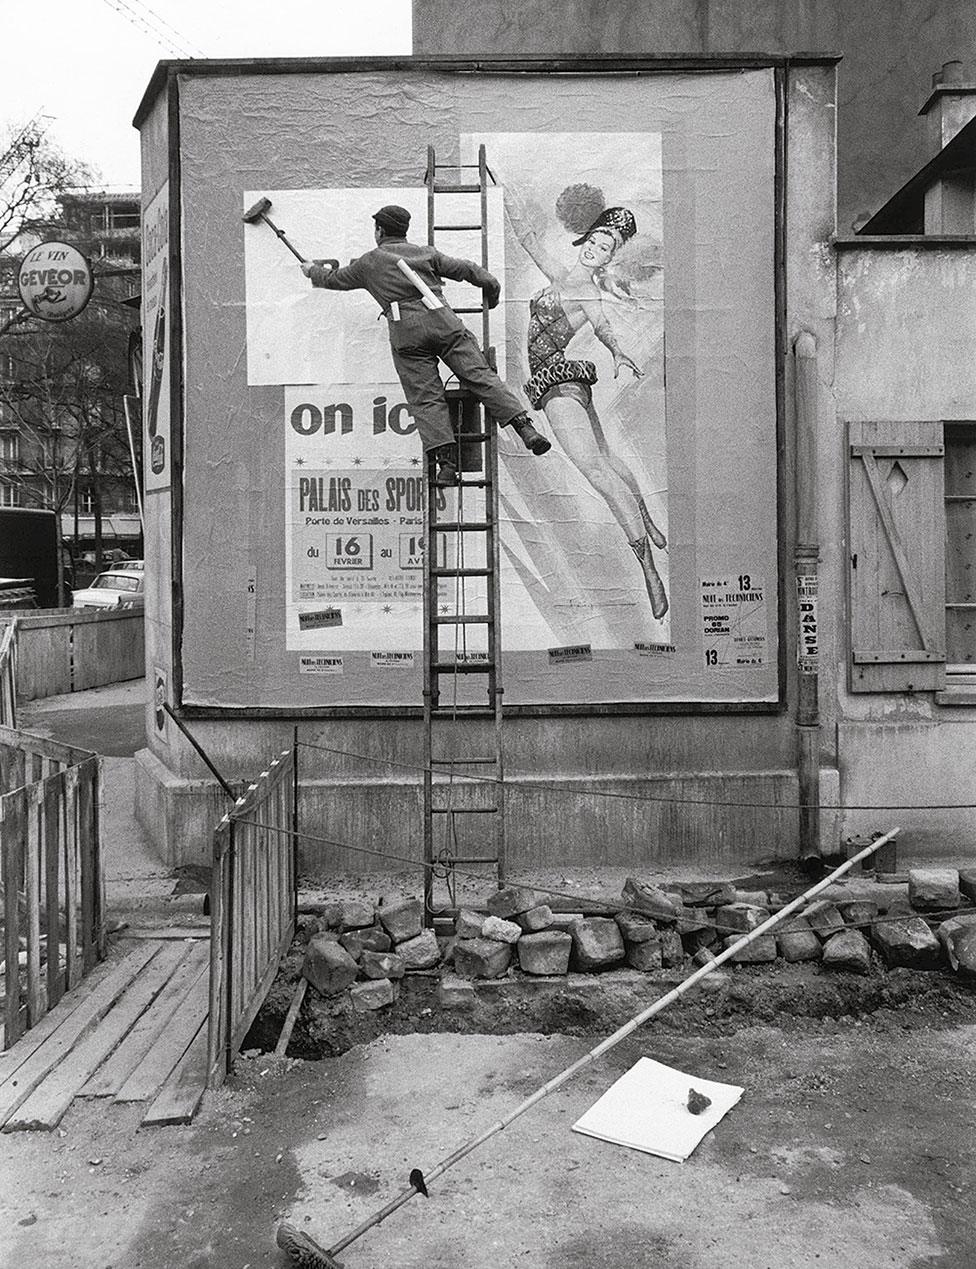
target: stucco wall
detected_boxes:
[132,59,840,870]
[833,243,976,855]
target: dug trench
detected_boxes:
[245,922,976,1062]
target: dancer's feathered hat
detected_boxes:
[572,206,637,247]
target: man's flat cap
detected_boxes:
[373,204,411,235]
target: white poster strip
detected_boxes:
[142,183,170,492]
[700,574,767,669]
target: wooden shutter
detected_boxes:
[848,421,945,692]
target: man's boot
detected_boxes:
[509,413,552,455]
[430,444,460,486]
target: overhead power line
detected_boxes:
[100,0,205,58]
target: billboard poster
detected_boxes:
[468,132,669,648]
[142,182,170,492]
[182,69,780,708]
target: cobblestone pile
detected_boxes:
[297,868,976,1013]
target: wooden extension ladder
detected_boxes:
[421,144,505,926]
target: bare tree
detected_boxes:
[0,117,96,251]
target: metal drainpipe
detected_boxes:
[793,331,821,867]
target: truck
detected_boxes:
[0,507,73,609]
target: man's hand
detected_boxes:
[485,284,501,310]
[300,262,314,278]
[301,259,337,279]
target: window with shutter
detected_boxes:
[847,420,946,692]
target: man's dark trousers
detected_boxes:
[388,301,526,453]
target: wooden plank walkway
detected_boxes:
[0,933,211,1131]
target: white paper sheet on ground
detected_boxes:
[572,1057,744,1162]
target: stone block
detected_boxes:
[396,929,441,969]
[378,898,424,943]
[715,903,769,936]
[454,937,512,980]
[482,915,522,945]
[350,978,395,1011]
[734,890,769,907]
[572,918,625,969]
[722,934,777,963]
[338,900,374,931]
[803,900,846,940]
[872,917,942,970]
[660,927,684,968]
[822,929,872,975]
[360,950,405,980]
[908,868,962,912]
[837,901,878,930]
[517,930,572,976]
[959,869,976,903]
[455,909,484,940]
[438,974,476,1006]
[303,936,359,996]
[615,911,658,943]
[626,939,663,972]
[776,916,822,963]
[621,877,680,922]
[937,914,976,976]
[676,881,737,907]
[339,927,388,959]
[516,905,553,933]
[549,913,585,935]
[486,886,538,920]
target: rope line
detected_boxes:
[294,738,976,814]
[231,811,967,940]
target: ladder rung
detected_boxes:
[433,224,483,232]
[432,613,492,625]
[429,708,499,719]
[452,306,486,315]
[433,521,491,532]
[432,183,482,193]
[430,856,502,866]
[430,807,499,816]
[431,757,499,766]
[432,661,493,675]
[430,566,491,577]
[457,478,489,488]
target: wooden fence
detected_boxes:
[2,608,144,701]
[207,748,296,1088]
[1,726,103,1049]
[0,623,15,729]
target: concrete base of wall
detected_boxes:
[838,720,976,864]
[134,746,842,873]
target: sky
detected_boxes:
[1,0,413,191]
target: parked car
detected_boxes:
[114,559,144,572]
[71,569,145,610]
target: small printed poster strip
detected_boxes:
[370,651,416,669]
[548,644,593,664]
[299,655,344,675]
[796,575,819,673]
[298,607,343,631]
[635,642,676,656]
[701,573,767,670]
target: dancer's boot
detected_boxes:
[629,534,669,620]
[636,495,667,550]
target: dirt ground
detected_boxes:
[1,965,974,1269]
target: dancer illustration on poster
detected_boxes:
[503,179,668,619]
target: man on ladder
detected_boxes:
[301,204,551,485]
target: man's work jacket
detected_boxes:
[306,237,500,315]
